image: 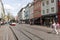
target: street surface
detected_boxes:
[0,24,60,40]
[0,24,16,40]
[10,24,60,40]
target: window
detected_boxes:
[51,0,54,3]
[43,2,45,6]
[43,10,45,14]
[51,7,54,12]
[46,1,49,5]
[46,9,49,13]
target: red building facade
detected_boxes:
[33,0,41,18]
[33,0,41,24]
[58,0,60,24]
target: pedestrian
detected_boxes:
[0,21,1,28]
[56,22,60,28]
[56,22,60,32]
[51,21,58,34]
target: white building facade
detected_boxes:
[0,1,2,18]
[21,8,26,20]
[0,0,5,20]
[18,9,22,23]
[29,3,34,24]
[41,0,58,26]
[29,3,33,19]
[18,8,26,23]
[41,0,57,15]
[24,3,31,24]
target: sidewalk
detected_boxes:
[32,25,60,32]
[3,25,16,40]
[0,25,16,40]
[0,27,4,40]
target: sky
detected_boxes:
[2,0,33,16]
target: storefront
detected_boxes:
[34,17,40,25]
[30,18,34,25]
[41,14,57,26]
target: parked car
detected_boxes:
[10,22,16,26]
[1,21,4,25]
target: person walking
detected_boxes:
[0,21,1,28]
[56,22,60,32]
[56,22,60,28]
[51,21,58,34]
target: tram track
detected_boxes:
[9,26,18,40]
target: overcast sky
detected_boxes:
[2,0,33,16]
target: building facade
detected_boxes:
[0,1,2,18]
[33,0,41,25]
[58,0,60,24]
[24,3,31,24]
[41,0,58,26]
[18,10,20,23]
[18,8,27,23]
[29,3,34,24]
[21,8,26,20]
[18,8,23,23]
[0,0,5,21]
